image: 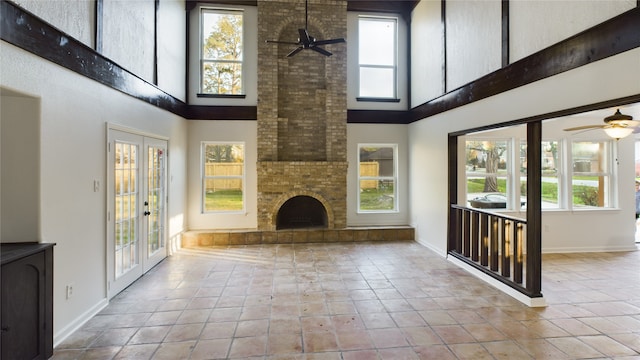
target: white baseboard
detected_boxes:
[414,237,447,256]
[54,298,109,348]
[447,255,547,308]
[542,244,638,254]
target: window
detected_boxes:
[464,136,615,211]
[202,143,245,212]
[358,16,397,99]
[571,140,612,208]
[358,144,398,212]
[465,140,513,209]
[200,8,243,95]
[520,140,562,209]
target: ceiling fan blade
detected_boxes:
[313,38,345,46]
[265,40,300,45]
[286,47,304,57]
[563,125,605,131]
[310,46,332,56]
[609,120,640,128]
[298,28,311,46]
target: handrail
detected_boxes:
[449,204,541,298]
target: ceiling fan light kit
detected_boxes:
[265,0,346,57]
[603,125,634,140]
[563,109,637,140]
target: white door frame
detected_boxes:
[106,124,169,299]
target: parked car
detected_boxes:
[469,193,525,209]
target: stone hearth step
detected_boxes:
[182,226,414,247]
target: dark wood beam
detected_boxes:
[187,0,256,12]
[501,0,509,67]
[186,105,257,120]
[347,110,410,124]
[526,121,542,297]
[3,0,638,124]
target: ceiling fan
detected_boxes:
[563,109,639,139]
[265,0,345,57]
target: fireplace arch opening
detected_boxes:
[276,196,328,230]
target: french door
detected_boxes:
[107,129,168,298]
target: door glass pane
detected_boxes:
[147,146,165,256]
[114,141,139,278]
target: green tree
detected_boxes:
[202,12,243,94]
[466,141,507,193]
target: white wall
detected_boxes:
[0,42,188,344]
[510,0,635,62]
[445,0,502,92]
[158,0,188,101]
[347,124,409,226]
[0,92,40,242]
[186,120,258,230]
[409,47,640,255]
[411,0,444,106]
[13,0,95,48]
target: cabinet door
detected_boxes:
[1,252,45,360]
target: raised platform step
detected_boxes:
[182,226,415,247]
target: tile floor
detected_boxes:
[53,241,640,359]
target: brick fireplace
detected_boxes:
[256,0,348,230]
[181,0,415,246]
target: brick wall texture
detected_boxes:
[257,0,348,230]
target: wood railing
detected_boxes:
[449,205,540,298]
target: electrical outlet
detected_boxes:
[66,284,74,299]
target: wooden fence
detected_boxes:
[360,162,379,189]
[204,163,242,191]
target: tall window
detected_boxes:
[465,140,513,209]
[571,140,612,208]
[202,143,245,212]
[520,140,562,209]
[200,9,243,95]
[358,144,398,212]
[358,16,397,99]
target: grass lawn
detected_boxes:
[360,188,394,210]
[467,177,601,206]
[205,189,243,211]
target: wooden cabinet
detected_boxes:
[1,243,55,360]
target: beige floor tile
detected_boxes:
[577,335,637,357]
[53,243,640,360]
[113,344,158,360]
[228,335,267,358]
[190,338,231,360]
[128,326,171,345]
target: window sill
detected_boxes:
[197,93,246,99]
[356,97,401,103]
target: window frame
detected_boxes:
[357,15,398,101]
[520,139,564,210]
[463,135,618,213]
[201,142,246,214]
[357,143,399,213]
[464,138,515,211]
[199,7,245,96]
[569,139,614,210]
